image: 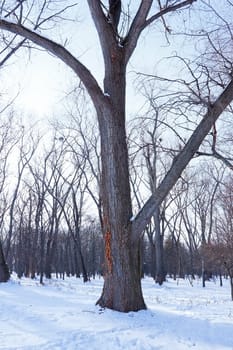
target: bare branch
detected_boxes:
[0,19,107,113]
[0,2,78,68]
[123,1,153,62]
[132,77,233,239]
[87,0,116,60]
[145,0,197,29]
[0,37,26,67]
[124,0,196,63]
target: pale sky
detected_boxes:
[1,0,217,130]
[1,1,181,123]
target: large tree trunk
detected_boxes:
[96,50,146,312]
[96,225,146,311]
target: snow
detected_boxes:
[0,275,233,350]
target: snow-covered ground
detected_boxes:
[0,274,232,350]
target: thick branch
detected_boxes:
[124,1,153,63]
[0,38,26,67]
[0,19,106,112]
[109,0,121,31]
[124,0,196,63]
[87,0,116,61]
[197,150,233,170]
[132,78,233,239]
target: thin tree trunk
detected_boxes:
[151,243,156,279]
[219,272,223,287]
[0,241,10,282]
[230,277,233,301]
[202,258,205,288]
[154,207,166,285]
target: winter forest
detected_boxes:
[0,1,233,348]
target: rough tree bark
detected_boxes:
[1,0,233,310]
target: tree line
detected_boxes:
[0,108,232,299]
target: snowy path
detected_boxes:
[0,276,232,349]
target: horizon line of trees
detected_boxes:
[0,111,232,299]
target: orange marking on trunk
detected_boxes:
[105,230,112,274]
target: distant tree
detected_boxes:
[0,243,9,282]
[80,219,104,278]
[163,181,188,279]
[133,110,168,284]
[215,176,233,300]
[164,235,188,279]
[6,128,38,261]
[58,90,103,230]
[0,113,21,282]
[0,1,33,280]
[12,187,35,278]
[48,135,89,282]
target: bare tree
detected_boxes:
[6,127,38,260]
[57,89,103,230]
[0,112,22,282]
[129,109,169,284]
[0,10,35,281]
[214,176,233,299]
[45,134,90,282]
[1,1,233,311]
